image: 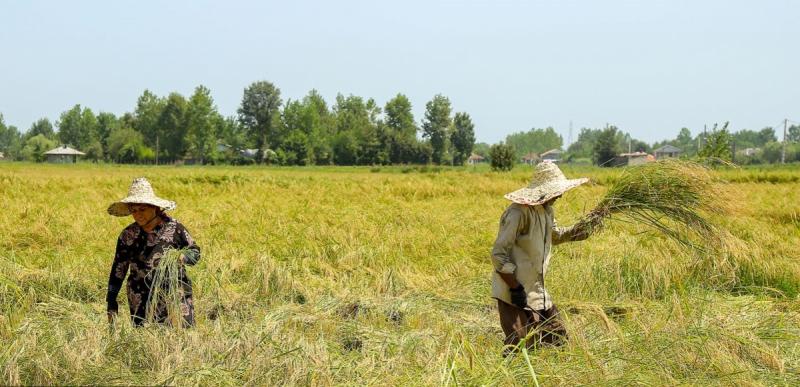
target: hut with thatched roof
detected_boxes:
[541,149,562,163]
[45,145,85,164]
[467,154,485,165]
[521,152,539,165]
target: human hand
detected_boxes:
[510,285,527,309]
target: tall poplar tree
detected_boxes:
[421,94,452,164]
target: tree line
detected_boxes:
[2,82,798,166]
[0,81,477,166]
[476,122,800,169]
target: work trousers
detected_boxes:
[497,300,567,350]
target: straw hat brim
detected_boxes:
[107,197,177,217]
[504,177,588,206]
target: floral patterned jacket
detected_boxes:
[106,216,200,325]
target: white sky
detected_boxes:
[1,0,798,144]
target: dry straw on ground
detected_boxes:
[0,163,798,385]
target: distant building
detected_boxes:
[653,145,682,159]
[45,145,85,163]
[240,149,259,159]
[467,154,485,165]
[619,152,654,166]
[521,152,539,165]
[540,149,562,163]
[743,147,759,157]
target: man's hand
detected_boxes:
[510,285,528,309]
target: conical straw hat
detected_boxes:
[107,177,176,217]
[504,162,588,205]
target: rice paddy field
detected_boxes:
[1,162,799,386]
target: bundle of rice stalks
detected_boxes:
[586,159,727,250]
[145,248,188,327]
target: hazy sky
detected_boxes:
[1,0,798,144]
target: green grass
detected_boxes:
[1,162,799,385]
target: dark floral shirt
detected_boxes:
[107,216,200,326]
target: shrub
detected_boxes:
[489,143,515,171]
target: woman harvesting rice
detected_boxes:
[106,177,201,327]
[491,162,602,350]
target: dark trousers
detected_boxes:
[498,300,567,349]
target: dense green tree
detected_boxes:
[760,141,783,163]
[758,127,777,145]
[451,112,476,165]
[303,90,335,165]
[20,134,57,162]
[0,115,24,159]
[731,128,774,149]
[57,105,98,149]
[490,143,515,171]
[133,90,166,148]
[107,127,153,163]
[186,85,219,164]
[385,94,416,140]
[505,127,562,158]
[384,94,418,164]
[238,81,282,163]
[333,94,372,164]
[359,98,384,164]
[789,125,800,143]
[473,142,491,158]
[95,112,119,155]
[28,118,55,140]
[84,141,104,162]
[57,106,82,147]
[158,93,189,162]
[567,128,600,160]
[421,94,452,164]
[698,123,732,161]
[593,126,621,167]
[332,130,359,165]
[281,129,310,165]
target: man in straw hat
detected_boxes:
[491,162,602,351]
[106,177,201,327]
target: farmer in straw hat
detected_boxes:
[491,162,602,350]
[106,177,201,327]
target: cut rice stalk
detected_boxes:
[145,248,188,327]
[586,159,726,250]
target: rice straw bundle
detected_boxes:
[145,248,187,327]
[586,159,725,250]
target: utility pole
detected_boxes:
[782,118,788,164]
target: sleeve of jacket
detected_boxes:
[552,213,603,245]
[490,208,523,274]
[106,235,130,312]
[177,223,201,265]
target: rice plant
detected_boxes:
[586,159,728,250]
[0,163,798,385]
[145,248,188,328]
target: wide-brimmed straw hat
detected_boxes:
[107,177,176,217]
[504,162,588,206]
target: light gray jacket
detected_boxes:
[490,203,593,310]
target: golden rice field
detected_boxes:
[1,163,799,386]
